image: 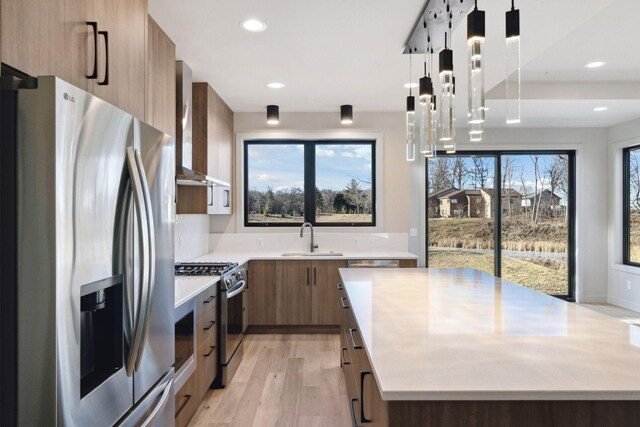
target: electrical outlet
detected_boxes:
[627,281,632,290]
[257,238,264,249]
[353,238,359,248]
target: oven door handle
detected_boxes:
[226,280,246,298]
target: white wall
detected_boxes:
[607,118,640,311]
[211,112,411,235]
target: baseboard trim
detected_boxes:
[608,297,640,313]
[246,325,340,334]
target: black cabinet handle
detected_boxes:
[203,320,215,331]
[306,267,310,286]
[208,186,214,206]
[203,346,216,357]
[224,189,230,207]
[86,22,98,79]
[98,30,109,85]
[313,267,317,286]
[341,297,350,309]
[175,394,192,417]
[360,371,372,423]
[337,283,343,290]
[349,398,361,427]
[349,328,362,350]
[203,295,215,304]
[340,347,350,366]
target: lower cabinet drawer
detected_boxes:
[197,308,217,348]
[197,340,217,400]
[175,371,198,427]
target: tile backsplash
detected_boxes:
[175,215,210,262]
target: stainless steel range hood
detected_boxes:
[175,61,229,187]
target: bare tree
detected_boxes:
[452,157,468,189]
[502,155,516,216]
[530,155,541,224]
[545,155,566,219]
[429,158,453,191]
[470,157,490,189]
[630,153,640,211]
[519,167,529,216]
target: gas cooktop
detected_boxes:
[174,262,238,276]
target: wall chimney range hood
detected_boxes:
[175,61,230,187]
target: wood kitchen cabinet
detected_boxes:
[2,0,146,118]
[145,16,176,136]
[312,260,347,325]
[177,82,234,215]
[276,260,313,325]
[248,261,277,325]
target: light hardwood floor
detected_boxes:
[189,334,352,427]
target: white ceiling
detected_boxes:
[149,0,640,128]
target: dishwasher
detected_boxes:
[347,259,400,268]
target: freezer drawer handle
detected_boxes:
[349,328,363,350]
[175,394,192,417]
[204,346,216,357]
[139,377,173,427]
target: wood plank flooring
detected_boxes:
[189,334,351,427]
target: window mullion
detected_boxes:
[304,142,316,224]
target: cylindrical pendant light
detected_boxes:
[439,34,455,145]
[406,95,416,161]
[470,122,483,142]
[340,104,353,124]
[267,105,279,125]
[467,1,485,126]
[506,0,521,124]
[419,63,434,153]
[426,95,437,158]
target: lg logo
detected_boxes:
[63,92,75,103]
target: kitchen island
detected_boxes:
[338,268,640,427]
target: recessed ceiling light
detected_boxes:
[404,82,418,89]
[585,61,605,69]
[593,106,608,112]
[266,82,285,89]
[241,19,267,32]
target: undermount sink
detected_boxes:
[281,252,343,257]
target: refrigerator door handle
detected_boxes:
[133,148,156,370]
[125,147,151,376]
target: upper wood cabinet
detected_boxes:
[145,16,176,136]
[177,82,234,215]
[2,0,147,118]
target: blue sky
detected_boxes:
[247,144,373,192]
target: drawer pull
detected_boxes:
[203,295,215,304]
[360,371,372,423]
[340,347,351,366]
[349,328,362,350]
[175,394,192,417]
[340,297,350,309]
[337,283,343,290]
[203,320,216,331]
[349,398,361,427]
[203,346,216,357]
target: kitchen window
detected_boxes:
[244,140,376,227]
[623,145,640,266]
[426,150,576,300]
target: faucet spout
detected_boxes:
[300,222,318,253]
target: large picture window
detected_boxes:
[426,150,575,300]
[244,140,376,227]
[623,145,640,266]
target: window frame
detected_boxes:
[623,145,640,267]
[425,149,576,301]
[243,139,377,227]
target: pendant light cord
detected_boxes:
[409,53,412,95]
[511,0,515,10]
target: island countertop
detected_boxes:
[339,268,640,401]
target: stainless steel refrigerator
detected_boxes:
[13,77,175,426]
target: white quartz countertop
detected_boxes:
[339,268,640,401]
[175,251,417,308]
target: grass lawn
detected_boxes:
[429,249,568,295]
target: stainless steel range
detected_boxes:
[174,262,247,388]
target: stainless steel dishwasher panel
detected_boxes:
[347,259,400,268]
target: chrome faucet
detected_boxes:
[300,222,318,253]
